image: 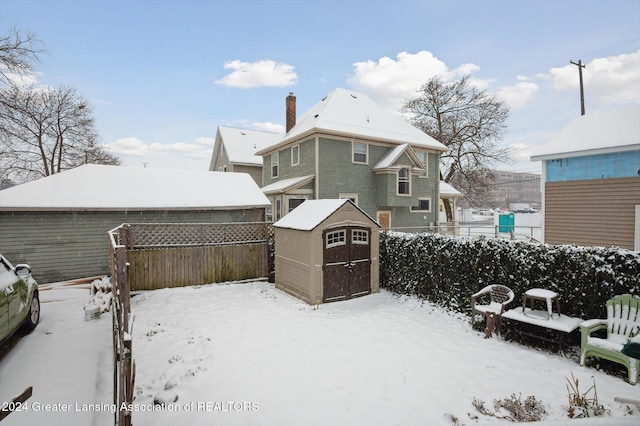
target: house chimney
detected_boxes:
[286,92,296,133]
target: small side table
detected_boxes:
[522,288,560,320]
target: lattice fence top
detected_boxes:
[116,222,272,248]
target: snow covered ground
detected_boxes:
[0,280,113,426]
[1,279,639,426]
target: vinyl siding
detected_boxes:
[0,209,264,283]
[544,177,640,250]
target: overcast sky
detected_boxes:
[2,0,639,174]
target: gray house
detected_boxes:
[208,125,281,186]
[0,164,270,283]
[256,89,448,229]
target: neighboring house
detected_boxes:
[530,106,640,250]
[439,180,463,225]
[0,164,270,283]
[208,125,281,186]
[256,89,448,229]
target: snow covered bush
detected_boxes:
[379,231,640,320]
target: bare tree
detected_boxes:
[0,84,120,181]
[402,76,511,218]
[0,27,43,86]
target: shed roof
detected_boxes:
[530,106,640,161]
[0,164,271,211]
[257,88,448,154]
[218,126,280,166]
[273,199,379,231]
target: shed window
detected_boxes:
[352,230,368,245]
[397,167,410,195]
[353,142,367,164]
[326,230,346,248]
[271,152,279,178]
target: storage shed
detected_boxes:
[273,199,380,304]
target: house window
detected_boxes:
[415,150,428,177]
[397,167,410,195]
[287,196,307,212]
[274,198,282,221]
[411,198,432,212]
[352,229,369,245]
[326,230,346,248]
[271,152,279,178]
[291,145,299,166]
[353,142,367,164]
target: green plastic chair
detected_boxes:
[580,294,640,385]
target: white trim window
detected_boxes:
[287,196,307,212]
[415,150,428,177]
[271,152,279,178]
[352,142,368,164]
[397,167,410,195]
[352,229,369,245]
[326,230,346,248]
[291,144,299,166]
[274,197,282,221]
[410,197,432,212]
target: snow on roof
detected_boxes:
[218,126,281,165]
[0,164,271,211]
[439,181,463,197]
[257,88,448,154]
[373,144,410,169]
[273,199,378,231]
[531,106,640,161]
[261,175,315,195]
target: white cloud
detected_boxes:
[548,50,640,105]
[0,64,40,87]
[215,60,297,89]
[106,137,212,160]
[194,137,215,146]
[348,51,488,110]
[106,137,163,157]
[498,82,539,109]
[252,121,285,134]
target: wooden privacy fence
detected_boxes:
[111,222,271,291]
[108,228,134,426]
[107,222,270,425]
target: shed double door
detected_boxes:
[322,226,371,303]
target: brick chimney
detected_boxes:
[286,92,296,133]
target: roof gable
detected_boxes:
[531,106,640,161]
[373,143,425,171]
[218,126,280,166]
[0,164,271,211]
[257,88,447,155]
[273,199,379,231]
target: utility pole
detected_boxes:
[570,59,586,116]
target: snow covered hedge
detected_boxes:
[379,231,640,320]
